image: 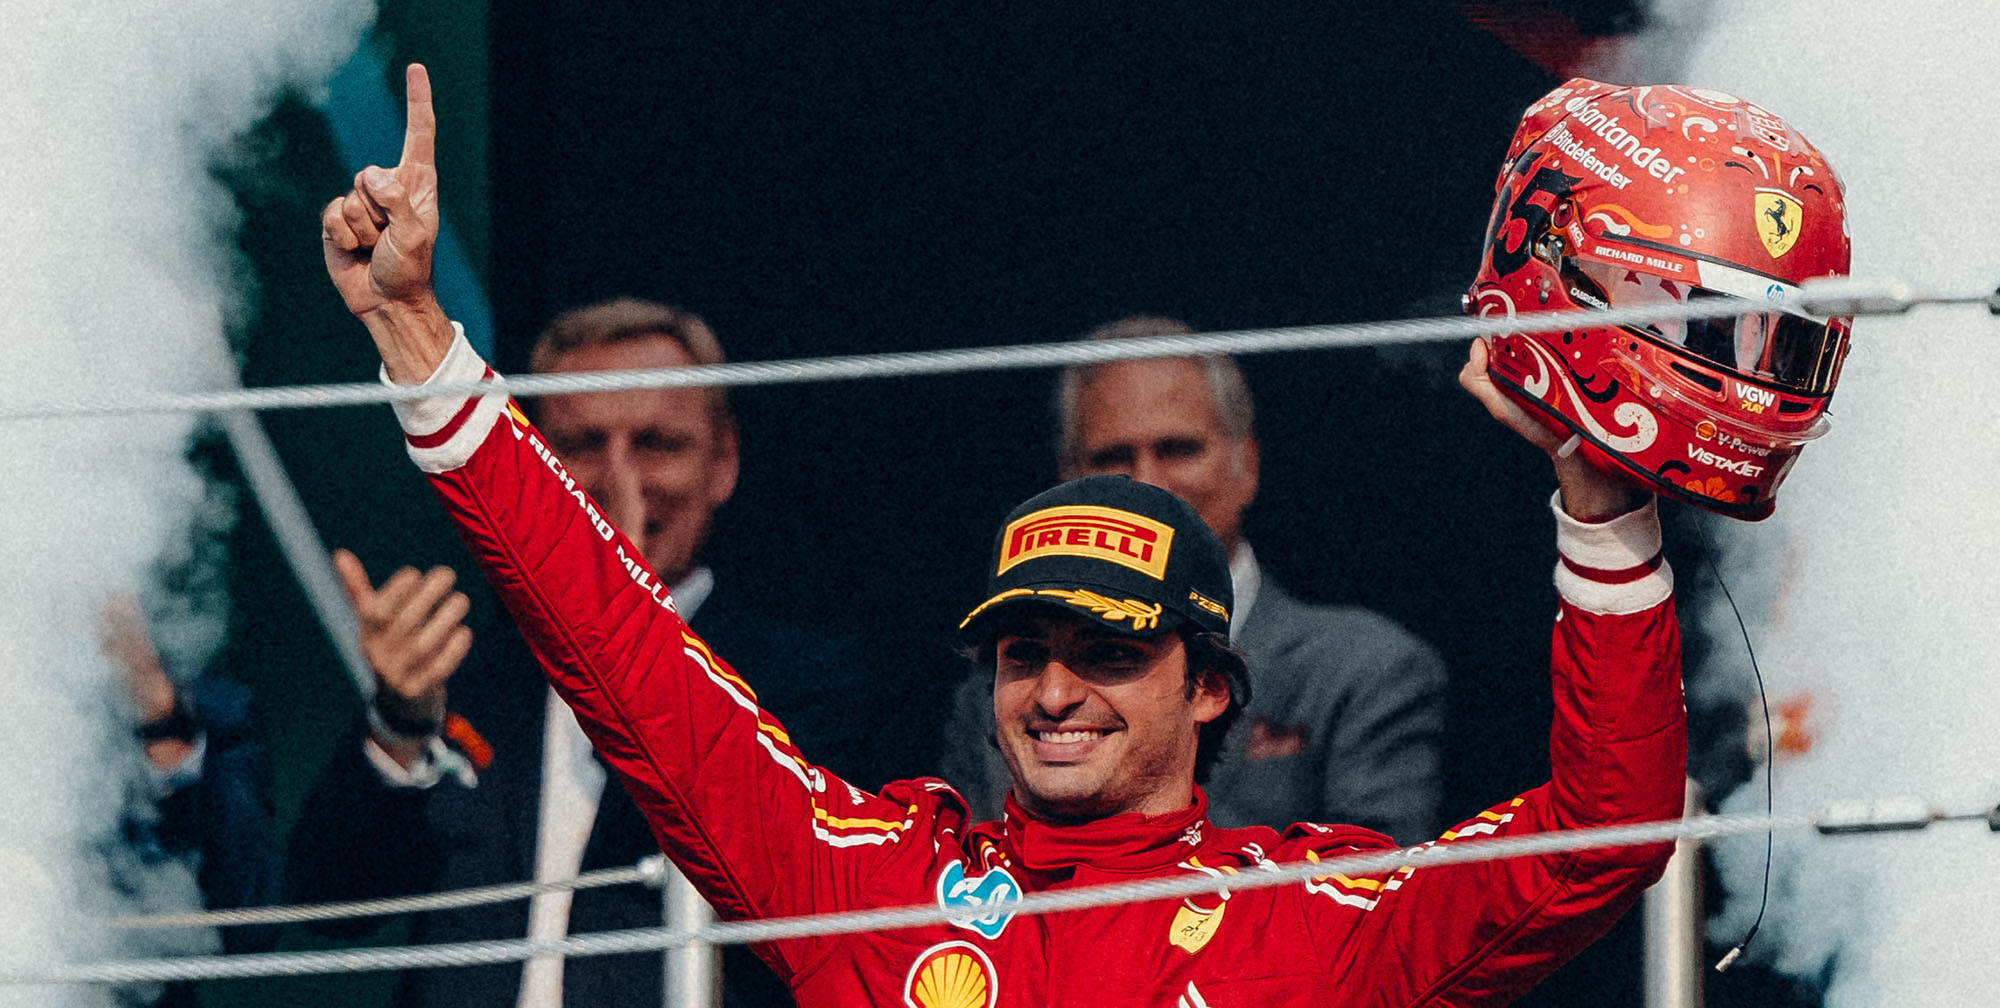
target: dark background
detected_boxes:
[481,0,1555,782]
[209,1,1817,1005]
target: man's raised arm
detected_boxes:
[320,62,454,381]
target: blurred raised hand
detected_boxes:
[334,548,472,765]
[100,593,193,768]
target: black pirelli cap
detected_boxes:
[959,475,1232,641]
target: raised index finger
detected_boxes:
[400,63,436,168]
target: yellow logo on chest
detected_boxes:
[1168,900,1226,954]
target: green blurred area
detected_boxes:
[199,5,488,1005]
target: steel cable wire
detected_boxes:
[106,861,665,930]
[16,801,1996,987]
[0,280,1974,424]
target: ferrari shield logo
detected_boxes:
[1168,900,1226,954]
[1756,191,1802,259]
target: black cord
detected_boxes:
[1698,518,1774,972]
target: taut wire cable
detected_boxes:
[106,860,667,930]
[18,799,1997,987]
[0,279,1980,424]
[5,278,1989,987]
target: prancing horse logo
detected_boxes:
[1756,190,1802,258]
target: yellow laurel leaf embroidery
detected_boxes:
[1035,589,1163,631]
[959,587,1038,629]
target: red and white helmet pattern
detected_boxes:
[1470,78,1853,520]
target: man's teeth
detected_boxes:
[1037,730,1104,744]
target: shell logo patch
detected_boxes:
[998,505,1174,580]
[1756,189,1802,259]
[935,861,1021,940]
[904,941,998,1008]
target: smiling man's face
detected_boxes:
[990,608,1229,823]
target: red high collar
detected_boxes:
[989,788,1216,885]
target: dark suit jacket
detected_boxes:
[1201,574,1445,843]
[128,674,282,1008]
[287,587,872,1008]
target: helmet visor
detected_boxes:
[1566,257,1847,394]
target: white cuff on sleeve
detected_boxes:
[361,734,479,790]
[385,321,510,473]
[1551,491,1673,615]
[363,734,444,788]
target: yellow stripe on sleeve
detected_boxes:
[813,804,919,832]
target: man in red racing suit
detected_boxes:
[321,65,1685,1007]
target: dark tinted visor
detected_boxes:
[1566,257,1847,393]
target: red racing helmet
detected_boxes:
[1469,78,1853,520]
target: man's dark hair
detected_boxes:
[1054,316,1256,475]
[528,297,732,427]
[1181,628,1250,783]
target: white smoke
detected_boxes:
[0,2,369,1005]
[1672,5,2000,1006]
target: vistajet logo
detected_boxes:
[1688,444,1765,477]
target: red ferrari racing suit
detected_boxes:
[393,331,1685,1007]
